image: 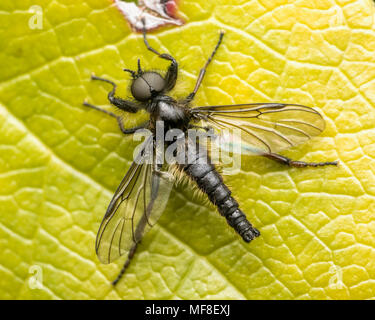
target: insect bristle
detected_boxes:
[170,164,212,206]
[192,186,212,206]
[173,164,219,207]
[168,164,192,187]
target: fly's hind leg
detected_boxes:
[112,243,138,286]
[83,101,148,134]
[112,190,156,285]
[189,124,212,132]
[262,152,338,168]
[185,31,225,102]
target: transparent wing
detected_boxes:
[95,136,174,264]
[192,103,325,155]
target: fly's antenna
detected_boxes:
[123,68,136,78]
[122,59,142,79]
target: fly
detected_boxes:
[83,20,338,285]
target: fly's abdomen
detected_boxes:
[182,146,260,242]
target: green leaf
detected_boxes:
[1,0,375,299]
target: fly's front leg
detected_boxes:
[142,19,178,91]
[90,75,139,113]
[185,31,225,102]
[262,152,339,168]
[83,102,148,134]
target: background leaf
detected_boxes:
[1,0,375,299]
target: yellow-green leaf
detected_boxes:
[1,0,375,300]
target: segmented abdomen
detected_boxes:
[182,142,260,242]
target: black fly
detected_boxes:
[83,21,338,285]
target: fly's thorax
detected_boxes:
[153,97,190,129]
[157,101,184,121]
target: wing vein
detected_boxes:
[209,116,272,152]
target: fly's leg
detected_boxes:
[154,169,174,182]
[112,208,147,285]
[83,102,148,134]
[189,124,212,132]
[141,18,178,91]
[188,124,218,143]
[262,152,339,168]
[112,174,163,285]
[112,167,174,286]
[90,75,139,113]
[185,31,225,102]
[112,243,138,286]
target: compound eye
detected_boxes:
[131,72,166,101]
[131,77,151,101]
[142,72,165,93]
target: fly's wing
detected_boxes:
[191,103,325,155]
[95,135,174,264]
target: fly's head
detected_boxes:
[124,59,166,102]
